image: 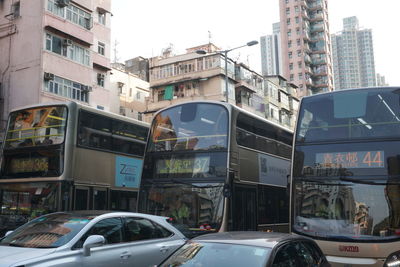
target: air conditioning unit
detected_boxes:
[63,39,73,46]
[97,73,105,79]
[56,0,70,7]
[44,72,54,81]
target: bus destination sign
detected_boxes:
[156,156,210,174]
[10,157,49,174]
[315,150,384,169]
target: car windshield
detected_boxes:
[0,213,93,248]
[159,241,271,267]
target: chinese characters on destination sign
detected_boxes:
[315,151,384,169]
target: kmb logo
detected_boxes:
[339,245,359,252]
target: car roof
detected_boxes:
[191,231,311,248]
[44,210,169,221]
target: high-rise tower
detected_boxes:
[279,0,334,97]
[331,16,376,90]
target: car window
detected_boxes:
[74,217,123,248]
[124,217,173,242]
[272,241,320,267]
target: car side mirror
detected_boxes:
[4,231,13,237]
[83,235,105,257]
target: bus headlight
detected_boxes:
[385,252,400,267]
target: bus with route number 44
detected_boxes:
[291,87,400,267]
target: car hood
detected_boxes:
[0,246,56,266]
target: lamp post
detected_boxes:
[196,40,258,102]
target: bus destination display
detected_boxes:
[156,156,210,174]
[9,157,49,174]
[316,150,384,169]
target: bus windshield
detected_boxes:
[5,106,67,148]
[139,182,224,238]
[293,88,400,241]
[148,103,228,152]
[296,88,400,143]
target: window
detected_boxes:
[129,88,132,97]
[289,63,293,70]
[136,91,141,100]
[286,7,290,15]
[45,33,90,66]
[48,0,92,30]
[298,72,303,79]
[76,218,123,247]
[295,16,300,23]
[297,38,301,46]
[298,61,302,68]
[11,1,20,18]
[290,74,294,81]
[124,217,172,242]
[271,242,323,267]
[297,50,302,57]
[44,75,89,102]
[286,18,290,25]
[98,12,106,25]
[288,41,292,48]
[288,52,292,59]
[97,73,105,87]
[98,42,105,56]
[287,29,291,37]
[294,5,299,13]
[77,110,148,156]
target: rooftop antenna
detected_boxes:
[208,30,212,52]
[113,39,120,63]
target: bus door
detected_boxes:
[232,184,257,231]
[93,187,107,210]
[74,186,90,210]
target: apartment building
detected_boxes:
[144,43,299,129]
[110,63,149,121]
[331,16,376,90]
[0,0,111,136]
[376,73,389,87]
[260,22,283,76]
[279,0,334,97]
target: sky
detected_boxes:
[111,0,400,86]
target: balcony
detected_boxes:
[309,0,323,10]
[311,57,327,65]
[310,23,324,32]
[92,53,111,70]
[304,54,312,63]
[309,12,324,21]
[44,12,93,46]
[303,31,310,41]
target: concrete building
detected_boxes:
[110,63,150,121]
[279,0,334,97]
[260,22,283,76]
[124,56,149,82]
[110,63,149,120]
[144,43,299,129]
[376,73,389,87]
[0,0,112,137]
[331,17,376,90]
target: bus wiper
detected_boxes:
[339,176,382,185]
[170,179,222,188]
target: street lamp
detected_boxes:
[196,40,258,102]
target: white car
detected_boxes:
[0,211,186,267]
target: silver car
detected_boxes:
[0,211,186,267]
[159,231,330,267]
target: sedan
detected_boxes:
[0,211,186,267]
[158,231,330,267]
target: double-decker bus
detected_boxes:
[291,87,400,267]
[0,102,149,234]
[138,101,292,237]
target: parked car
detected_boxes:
[158,231,330,267]
[0,211,186,267]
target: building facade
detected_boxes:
[0,0,112,137]
[144,43,299,129]
[376,73,389,87]
[260,22,283,76]
[331,16,376,90]
[110,63,149,121]
[279,0,334,97]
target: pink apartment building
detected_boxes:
[279,0,334,97]
[0,0,112,137]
